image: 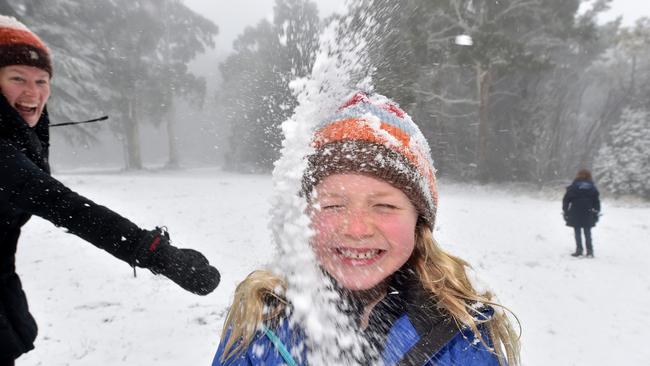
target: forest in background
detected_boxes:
[2,0,649,198]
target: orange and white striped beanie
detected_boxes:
[304,92,438,229]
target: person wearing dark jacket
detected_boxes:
[563,169,601,258]
[0,15,220,364]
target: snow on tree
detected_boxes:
[219,0,320,172]
[594,107,650,199]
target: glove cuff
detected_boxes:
[132,227,169,268]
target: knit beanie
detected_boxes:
[304,92,438,229]
[0,15,52,76]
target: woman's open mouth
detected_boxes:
[15,102,39,117]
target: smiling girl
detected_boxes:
[212,92,520,365]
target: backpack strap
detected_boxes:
[263,325,298,366]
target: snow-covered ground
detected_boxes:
[17,168,650,365]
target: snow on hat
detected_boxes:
[304,92,438,228]
[0,15,52,76]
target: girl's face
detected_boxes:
[311,173,418,291]
[0,65,51,127]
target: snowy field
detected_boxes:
[16,168,650,366]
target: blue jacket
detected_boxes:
[213,273,502,366]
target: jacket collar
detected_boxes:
[0,92,50,141]
[0,93,50,172]
[355,268,460,365]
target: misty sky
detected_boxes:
[183,0,650,57]
[184,0,347,54]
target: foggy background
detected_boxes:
[3,0,649,198]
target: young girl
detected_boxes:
[212,92,520,365]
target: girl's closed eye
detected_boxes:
[373,202,402,212]
[375,203,398,209]
[321,203,345,210]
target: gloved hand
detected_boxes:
[590,209,600,224]
[562,212,570,225]
[134,228,220,295]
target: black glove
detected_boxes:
[590,209,600,225]
[562,212,570,225]
[134,228,220,295]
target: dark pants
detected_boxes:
[573,226,593,255]
[0,360,15,366]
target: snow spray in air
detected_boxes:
[268,1,380,365]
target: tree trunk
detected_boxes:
[476,63,491,181]
[124,97,142,170]
[165,100,180,169]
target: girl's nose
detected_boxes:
[343,209,373,239]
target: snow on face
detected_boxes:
[269,7,376,365]
[311,173,418,291]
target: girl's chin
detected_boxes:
[332,272,387,291]
[342,283,380,291]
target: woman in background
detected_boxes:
[563,169,601,258]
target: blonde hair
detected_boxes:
[219,270,287,362]
[220,227,520,365]
[410,225,520,365]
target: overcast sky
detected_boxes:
[184,0,650,54]
[184,0,347,54]
[597,0,650,25]
[183,0,650,79]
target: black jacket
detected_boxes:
[0,95,145,360]
[562,179,601,228]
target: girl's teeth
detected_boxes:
[338,249,380,260]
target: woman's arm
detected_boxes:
[0,139,219,295]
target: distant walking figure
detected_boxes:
[563,169,601,258]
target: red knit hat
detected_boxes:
[304,92,438,228]
[0,15,52,76]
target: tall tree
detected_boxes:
[594,107,650,198]
[592,18,650,198]
[92,0,217,169]
[19,0,111,134]
[148,0,217,168]
[351,0,610,182]
[15,0,217,169]
[219,0,319,172]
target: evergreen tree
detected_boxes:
[348,0,610,182]
[19,0,111,132]
[15,0,217,169]
[594,107,650,198]
[90,0,217,169]
[219,0,319,172]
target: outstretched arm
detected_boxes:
[0,139,219,295]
